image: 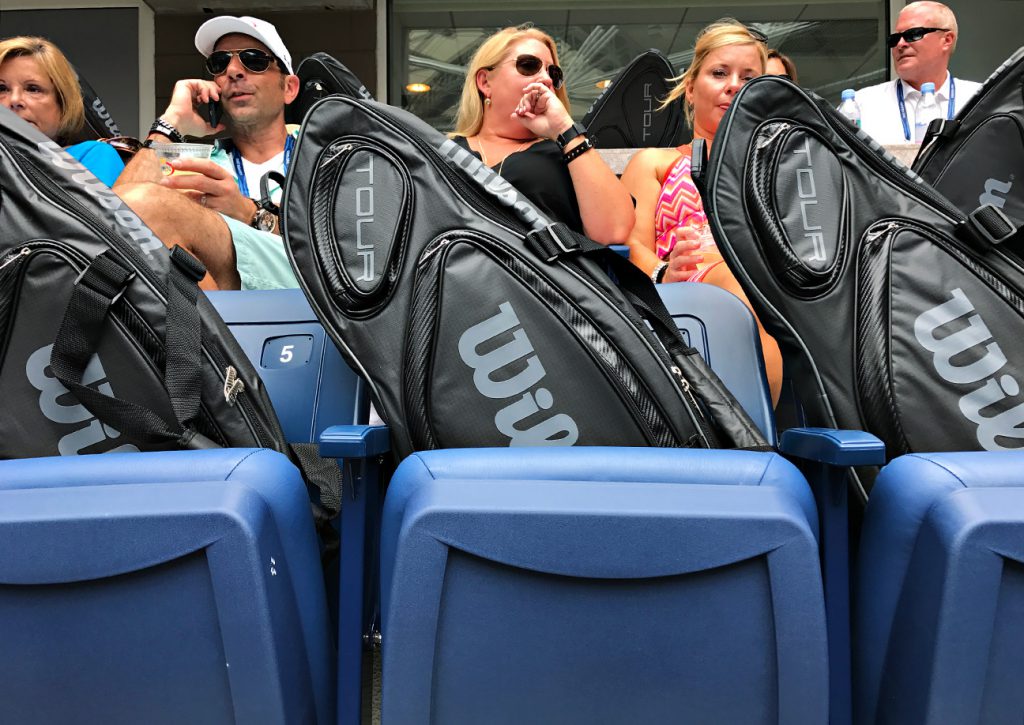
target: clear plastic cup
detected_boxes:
[695,223,716,252]
[150,142,214,177]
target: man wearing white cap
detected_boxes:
[116,15,300,290]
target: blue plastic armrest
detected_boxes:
[779,427,886,467]
[318,424,391,459]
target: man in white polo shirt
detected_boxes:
[855,1,982,145]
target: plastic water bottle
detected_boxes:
[914,82,940,143]
[837,89,861,128]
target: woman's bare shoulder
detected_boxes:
[622,147,685,185]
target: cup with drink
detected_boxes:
[150,142,214,178]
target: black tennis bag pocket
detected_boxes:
[695,75,1024,491]
[913,46,1024,255]
[285,97,766,459]
[856,218,1024,456]
[0,106,289,460]
[581,49,687,148]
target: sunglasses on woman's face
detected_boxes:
[493,54,565,90]
[205,49,278,76]
[886,27,949,48]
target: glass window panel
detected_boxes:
[390,1,886,133]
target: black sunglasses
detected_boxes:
[206,49,279,76]
[491,54,564,90]
[886,27,949,48]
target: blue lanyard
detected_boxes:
[231,134,294,198]
[897,78,955,141]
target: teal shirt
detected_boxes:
[209,129,301,290]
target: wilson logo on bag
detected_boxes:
[457,301,579,447]
[26,345,140,456]
[914,288,1024,450]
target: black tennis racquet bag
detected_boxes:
[581,49,688,148]
[0,106,291,461]
[284,96,766,459]
[693,75,1024,496]
[74,70,121,141]
[286,52,373,125]
[914,46,1024,245]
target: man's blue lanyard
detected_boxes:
[897,78,955,141]
[231,134,295,198]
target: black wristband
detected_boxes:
[563,137,594,164]
[149,118,185,143]
[555,122,587,150]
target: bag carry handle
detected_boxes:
[49,248,218,449]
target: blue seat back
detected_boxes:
[656,282,777,445]
[855,452,1024,724]
[207,289,367,441]
[380,447,827,724]
[0,449,333,725]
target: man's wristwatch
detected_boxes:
[555,122,588,150]
[250,202,279,234]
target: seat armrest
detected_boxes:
[779,427,886,467]
[319,424,391,459]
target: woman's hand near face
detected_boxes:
[511,81,573,139]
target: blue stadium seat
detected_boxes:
[854,452,1024,725]
[379,447,829,724]
[657,282,776,445]
[207,289,368,443]
[0,448,333,725]
[658,281,884,725]
[207,289,383,725]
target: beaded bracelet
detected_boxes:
[563,136,594,164]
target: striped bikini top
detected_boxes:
[653,146,709,259]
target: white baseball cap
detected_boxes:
[194,15,294,75]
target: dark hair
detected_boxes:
[767,49,798,83]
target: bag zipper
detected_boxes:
[855,222,913,454]
[407,232,706,449]
[307,138,412,316]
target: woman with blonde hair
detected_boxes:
[0,36,123,185]
[450,25,633,243]
[621,19,782,401]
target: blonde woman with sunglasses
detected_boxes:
[451,26,634,244]
[621,19,782,402]
[0,36,125,186]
